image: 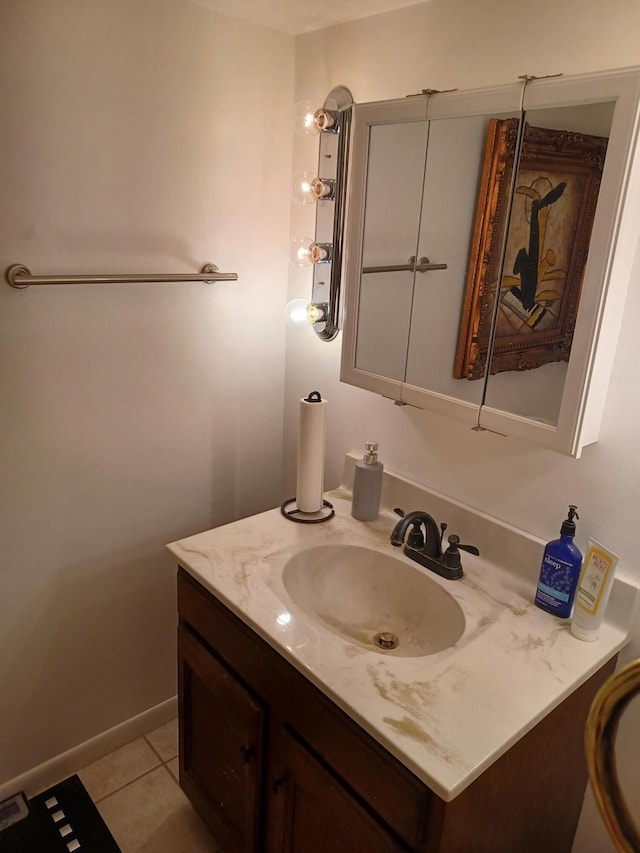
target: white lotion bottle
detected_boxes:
[571,538,619,641]
[351,442,384,521]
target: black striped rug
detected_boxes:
[0,775,120,852]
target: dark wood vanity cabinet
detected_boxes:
[178,624,264,851]
[177,568,616,853]
[268,728,404,852]
[179,621,400,852]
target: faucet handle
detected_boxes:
[407,519,425,550]
[443,534,480,570]
[446,534,480,556]
[443,536,462,570]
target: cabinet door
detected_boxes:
[267,727,407,853]
[354,119,428,382]
[404,112,505,406]
[178,625,264,853]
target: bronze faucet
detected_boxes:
[390,509,479,580]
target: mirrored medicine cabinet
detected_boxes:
[340,68,640,456]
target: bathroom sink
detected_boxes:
[281,544,465,657]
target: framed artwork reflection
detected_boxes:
[454,119,608,380]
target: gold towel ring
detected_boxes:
[586,658,640,852]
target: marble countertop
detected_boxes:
[167,463,637,802]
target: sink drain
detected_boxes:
[373,631,399,650]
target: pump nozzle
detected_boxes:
[561,505,579,536]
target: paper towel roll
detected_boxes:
[296,391,327,513]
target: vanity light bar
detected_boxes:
[309,86,353,342]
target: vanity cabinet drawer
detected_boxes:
[178,568,430,849]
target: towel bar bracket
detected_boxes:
[6,265,30,289]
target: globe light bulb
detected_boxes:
[291,171,336,204]
[292,171,319,205]
[284,299,325,329]
[288,238,333,267]
[294,99,321,136]
[289,236,314,267]
[284,298,311,328]
[293,100,338,136]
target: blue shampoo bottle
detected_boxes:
[534,505,583,618]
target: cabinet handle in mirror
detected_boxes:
[415,256,448,273]
[362,256,448,274]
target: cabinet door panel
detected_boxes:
[355,120,428,381]
[355,270,413,380]
[269,727,407,853]
[178,625,264,853]
[406,112,507,404]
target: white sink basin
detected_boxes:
[281,544,465,657]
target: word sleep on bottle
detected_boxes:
[534,505,583,618]
[351,442,384,521]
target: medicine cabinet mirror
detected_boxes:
[340,69,640,456]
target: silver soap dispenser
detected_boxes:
[351,442,384,521]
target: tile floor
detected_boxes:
[77,719,220,852]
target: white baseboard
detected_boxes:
[0,695,178,802]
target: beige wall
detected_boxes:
[0,0,293,785]
[1,0,637,847]
[287,2,640,850]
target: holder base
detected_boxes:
[280,498,335,524]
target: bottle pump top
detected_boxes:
[560,505,579,536]
[363,442,379,465]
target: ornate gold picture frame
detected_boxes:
[454,119,608,380]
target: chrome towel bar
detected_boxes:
[5,263,237,289]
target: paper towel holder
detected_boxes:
[280,497,335,524]
[284,389,334,523]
